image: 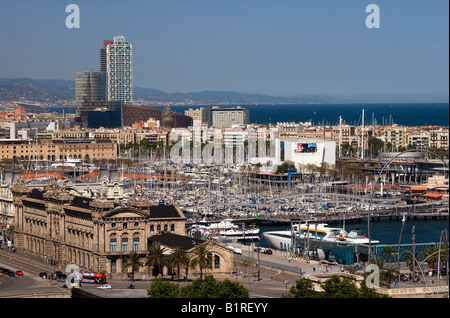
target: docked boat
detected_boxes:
[50,155,82,168]
[188,219,260,243]
[262,223,379,263]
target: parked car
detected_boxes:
[264,249,273,255]
[15,270,23,276]
[97,284,112,290]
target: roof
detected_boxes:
[150,204,184,219]
[148,232,205,250]
[422,193,443,198]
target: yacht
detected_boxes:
[50,155,82,168]
[188,219,260,243]
[262,223,378,258]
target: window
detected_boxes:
[123,222,127,229]
[133,237,140,251]
[157,225,161,233]
[164,224,168,232]
[122,237,128,252]
[170,224,175,233]
[111,259,116,273]
[150,225,154,234]
[214,255,220,269]
[110,238,117,252]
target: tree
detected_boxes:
[123,251,144,281]
[148,278,180,298]
[146,242,169,278]
[371,256,399,288]
[380,263,399,289]
[284,275,388,298]
[179,276,249,298]
[367,137,384,157]
[147,275,249,298]
[425,246,447,271]
[215,278,249,298]
[405,252,416,272]
[283,278,320,298]
[189,242,213,279]
[274,161,296,174]
[169,246,191,280]
[381,246,397,264]
[321,275,360,298]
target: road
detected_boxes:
[0,247,70,298]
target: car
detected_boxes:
[264,249,273,255]
[15,270,23,276]
[56,274,67,282]
[8,271,15,276]
[97,284,112,290]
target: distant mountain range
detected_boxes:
[0,77,356,105]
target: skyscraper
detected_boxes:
[75,71,122,129]
[75,71,106,106]
[106,36,133,104]
[100,40,113,72]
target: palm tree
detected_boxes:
[425,246,447,271]
[123,251,144,281]
[405,252,417,272]
[189,242,213,279]
[380,263,399,289]
[381,246,397,264]
[169,246,190,281]
[146,242,169,278]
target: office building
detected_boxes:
[106,36,133,104]
[207,106,249,128]
[75,71,122,129]
[75,71,107,106]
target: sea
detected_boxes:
[47,102,449,126]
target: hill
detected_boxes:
[0,77,349,105]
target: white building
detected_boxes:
[250,138,336,168]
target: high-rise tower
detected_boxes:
[106,36,133,104]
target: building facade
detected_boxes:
[0,138,117,162]
[11,181,233,278]
[207,106,249,128]
[106,36,133,104]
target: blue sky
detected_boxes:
[0,0,448,102]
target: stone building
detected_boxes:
[11,180,233,279]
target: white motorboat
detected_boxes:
[188,219,260,243]
[262,223,379,259]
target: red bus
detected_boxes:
[80,272,107,284]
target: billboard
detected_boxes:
[294,142,317,153]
